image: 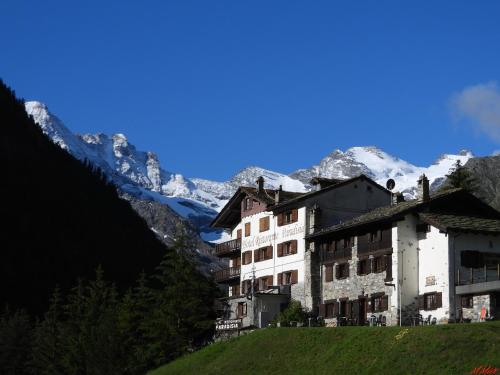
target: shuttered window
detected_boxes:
[325,264,334,282]
[244,222,251,237]
[373,256,386,273]
[242,251,252,265]
[236,229,242,239]
[231,284,240,296]
[278,270,298,285]
[277,209,298,226]
[259,216,270,232]
[371,293,389,312]
[357,259,370,275]
[335,263,349,279]
[237,302,247,317]
[420,292,442,311]
[277,240,297,257]
[257,275,273,291]
[254,246,273,262]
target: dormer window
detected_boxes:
[243,198,253,211]
[277,209,298,226]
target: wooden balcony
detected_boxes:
[322,248,352,263]
[357,238,392,255]
[214,238,241,258]
[214,266,241,284]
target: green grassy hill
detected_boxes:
[150,322,500,375]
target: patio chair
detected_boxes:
[424,315,432,325]
[369,315,377,326]
[431,317,437,325]
[377,315,386,326]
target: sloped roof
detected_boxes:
[270,174,389,212]
[210,186,305,229]
[305,188,494,238]
[419,213,500,234]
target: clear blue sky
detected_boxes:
[2,1,500,181]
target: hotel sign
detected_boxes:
[215,319,242,331]
[241,223,305,250]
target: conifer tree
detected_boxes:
[0,308,33,375]
[443,160,478,192]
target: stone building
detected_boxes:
[211,175,391,329]
[307,175,500,326]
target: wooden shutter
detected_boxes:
[436,292,442,308]
[259,217,269,232]
[254,249,260,262]
[266,245,273,260]
[325,264,333,282]
[385,254,392,280]
[346,301,351,318]
[277,273,282,285]
[277,243,283,257]
[277,213,283,226]
[245,222,251,237]
[335,265,340,279]
[319,303,326,318]
[291,208,298,223]
[418,295,424,310]
[237,229,242,239]
[357,261,362,275]
[382,296,389,311]
[267,275,274,287]
[291,240,298,254]
[291,270,298,284]
[333,302,339,316]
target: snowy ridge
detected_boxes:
[26,101,474,242]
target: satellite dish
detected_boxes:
[386,179,396,191]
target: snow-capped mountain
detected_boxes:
[25,101,474,243]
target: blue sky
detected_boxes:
[2,1,500,181]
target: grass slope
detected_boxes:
[150,322,500,375]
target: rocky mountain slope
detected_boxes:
[25,101,476,245]
[463,154,500,210]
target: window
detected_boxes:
[336,263,349,279]
[277,240,297,257]
[241,280,252,295]
[237,302,247,317]
[258,275,273,291]
[325,302,336,318]
[373,256,386,273]
[236,229,242,239]
[461,250,483,268]
[419,292,442,311]
[277,209,298,226]
[277,270,298,285]
[343,237,351,249]
[325,264,334,282]
[244,222,251,237]
[369,231,380,243]
[231,284,240,296]
[372,294,388,312]
[254,246,272,262]
[243,198,253,211]
[357,259,370,275]
[242,251,252,265]
[259,216,270,232]
[461,295,473,308]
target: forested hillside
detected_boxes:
[0,80,167,314]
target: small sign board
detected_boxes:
[425,276,436,286]
[215,319,241,331]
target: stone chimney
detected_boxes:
[256,176,264,193]
[275,185,282,204]
[417,174,430,202]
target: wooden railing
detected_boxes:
[357,238,392,255]
[215,238,241,257]
[456,264,500,285]
[214,266,241,283]
[322,247,352,263]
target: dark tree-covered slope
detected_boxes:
[0,80,167,314]
[464,155,500,211]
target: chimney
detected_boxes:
[392,192,405,205]
[275,185,282,204]
[417,174,430,202]
[256,176,264,194]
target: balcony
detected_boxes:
[455,264,500,295]
[214,266,241,284]
[357,238,392,255]
[322,248,352,263]
[214,238,241,258]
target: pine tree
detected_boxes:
[443,160,478,192]
[0,308,33,375]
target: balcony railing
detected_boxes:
[215,238,241,257]
[456,264,500,286]
[322,247,352,263]
[214,266,241,283]
[357,238,392,255]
